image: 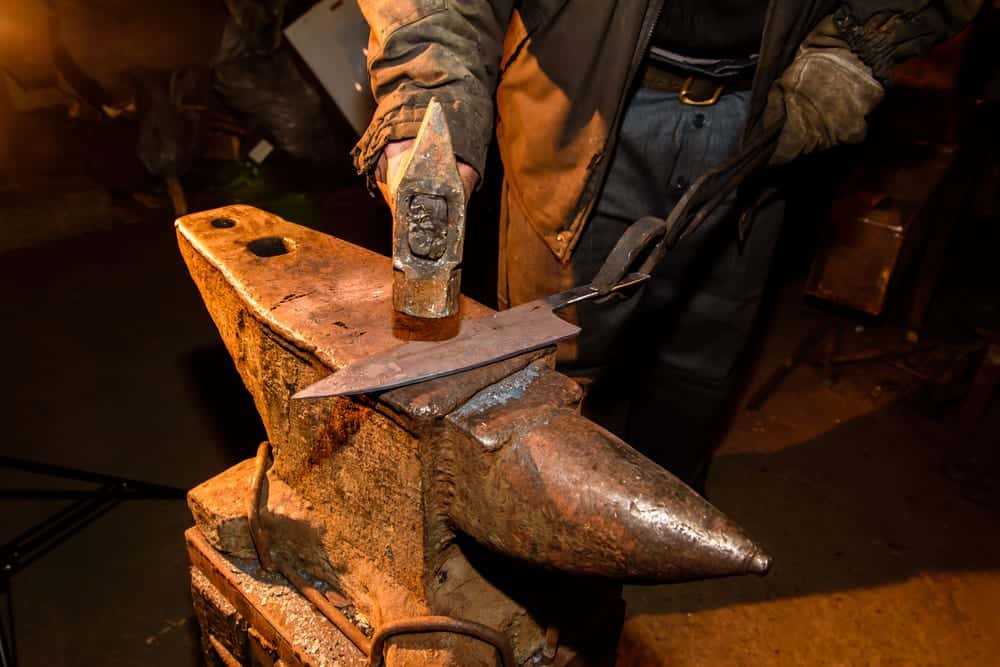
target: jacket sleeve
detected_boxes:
[352,1,515,183]
[835,0,984,82]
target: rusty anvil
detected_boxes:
[390,99,466,318]
[177,206,772,667]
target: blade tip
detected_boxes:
[292,386,331,400]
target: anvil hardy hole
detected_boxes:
[211,217,236,229]
[247,236,291,258]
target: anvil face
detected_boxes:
[177,205,771,666]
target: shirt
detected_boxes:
[652,0,770,59]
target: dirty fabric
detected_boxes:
[765,15,886,165]
[501,85,784,483]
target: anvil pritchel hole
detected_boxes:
[247,236,292,258]
[211,217,236,229]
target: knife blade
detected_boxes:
[292,272,650,399]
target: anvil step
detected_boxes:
[177,205,771,666]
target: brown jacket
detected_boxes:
[354,0,981,266]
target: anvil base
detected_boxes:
[186,459,623,667]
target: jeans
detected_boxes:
[564,85,785,485]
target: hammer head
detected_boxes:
[392,99,466,318]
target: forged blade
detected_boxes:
[293,300,580,399]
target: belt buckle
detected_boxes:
[678,76,724,106]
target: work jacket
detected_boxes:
[354,0,981,265]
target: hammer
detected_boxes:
[388,99,467,318]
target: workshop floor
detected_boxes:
[618,301,1000,666]
[2,202,997,667]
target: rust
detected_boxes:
[307,402,365,466]
[186,528,367,666]
[248,440,374,657]
[248,441,523,666]
[368,616,515,667]
[208,635,243,667]
[325,589,351,608]
[278,561,374,657]
[391,99,466,319]
[248,441,275,572]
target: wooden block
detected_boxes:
[186,527,368,667]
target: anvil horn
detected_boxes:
[447,411,772,582]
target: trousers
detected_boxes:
[499,85,785,485]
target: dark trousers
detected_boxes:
[562,86,786,485]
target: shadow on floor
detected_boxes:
[0,220,260,666]
[623,395,999,622]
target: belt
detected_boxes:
[640,61,755,106]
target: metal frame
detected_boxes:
[0,456,185,667]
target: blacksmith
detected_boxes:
[352,0,981,484]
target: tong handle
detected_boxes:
[591,216,670,295]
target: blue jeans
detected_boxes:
[566,86,785,484]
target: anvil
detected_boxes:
[177,205,771,667]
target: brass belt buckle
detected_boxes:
[679,76,724,106]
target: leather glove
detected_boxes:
[765,15,885,165]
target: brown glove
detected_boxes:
[765,15,885,165]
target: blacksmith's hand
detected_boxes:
[374,139,479,213]
[764,15,885,165]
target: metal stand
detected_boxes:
[0,456,186,667]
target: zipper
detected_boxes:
[611,0,667,163]
[564,0,666,260]
[639,1,667,74]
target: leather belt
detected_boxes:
[640,61,755,106]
